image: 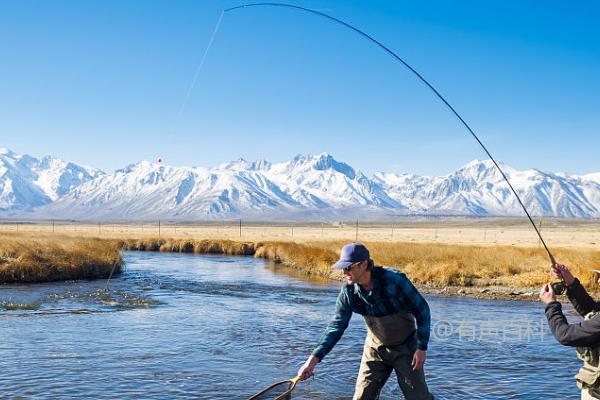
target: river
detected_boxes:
[0,251,583,399]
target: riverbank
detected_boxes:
[2,232,597,301]
[122,238,600,301]
[0,233,123,283]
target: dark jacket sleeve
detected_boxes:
[545,301,600,347]
[567,278,600,317]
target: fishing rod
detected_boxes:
[222,2,557,265]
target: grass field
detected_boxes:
[1,218,598,249]
[0,233,123,283]
[1,219,598,297]
[122,237,600,293]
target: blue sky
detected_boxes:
[1,0,598,175]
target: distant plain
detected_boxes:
[2,218,598,250]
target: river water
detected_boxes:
[0,251,583,399]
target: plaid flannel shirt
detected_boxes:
[312,266,431,361]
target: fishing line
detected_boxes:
[222,2,557,265]
[104,260,120,291]
[177,10,225,118]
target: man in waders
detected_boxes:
[540,263,600,399]
[298,243,434,400]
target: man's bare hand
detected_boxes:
[411,349,426,371]
[539,283,557,305]
[551,263,574,285]
[298,355,318,381]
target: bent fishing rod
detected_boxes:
[221,2,556,265]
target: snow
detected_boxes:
[0,149,103,210]
[1,149,598,219]
[580,173,600,184]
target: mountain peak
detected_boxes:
[460,159,497,169]
[291,152,333,161]
[0,147,16,157]
[117,160,156,173]
[581,173,600,184]
[453,159,507,180]
[287,153,356,178]
[219,158,271,171]
[0,150,103,207]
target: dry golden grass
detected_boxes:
[0,233,123,283]
[2,226,598,292]
[121,238,256,255]
[334,241,600,290]
[121,237,600,292]
[122,238,341,280]
[2,218,599,250]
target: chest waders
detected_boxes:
[363,311,416,347]
[353,299,432,399]
[576,312,600,398]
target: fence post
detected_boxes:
[355,220,359,241]
[239,219,242,237]
[98,222,101,235]
[158,220,161,237]
[52,219,55,233]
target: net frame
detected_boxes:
[246,376,301,400]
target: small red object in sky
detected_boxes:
[157,158,163,164]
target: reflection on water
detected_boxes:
[0,251,582,399]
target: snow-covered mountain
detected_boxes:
[0,148,102,211]
[373,160,600,219]
[39,153,403,219]
[1,148,598,219]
